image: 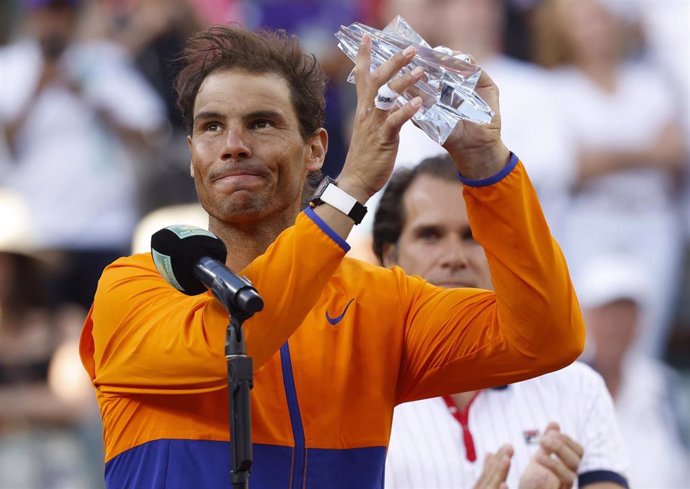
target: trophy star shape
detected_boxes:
[335,15,494,145]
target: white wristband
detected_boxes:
[320,183,359,215]
[311,180,368,224]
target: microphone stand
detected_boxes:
[190,257,262,488]
[226,308,254,489]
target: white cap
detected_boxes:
[576,254,650,309]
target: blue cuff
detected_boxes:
[304,207,351,253]
[458,152,519,187]
[579,470,629,488]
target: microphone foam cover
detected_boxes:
[151,225,227,295]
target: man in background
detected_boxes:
[374,155,628,489]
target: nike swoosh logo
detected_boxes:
[325,298,355,326]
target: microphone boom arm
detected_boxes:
[194,256,264,315]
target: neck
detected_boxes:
[209,210,299,272]
[450,390,478,411]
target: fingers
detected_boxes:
[533,449,577,489]
[540,424,584,471]
[387,65,425,99]
[353,33,373,99]
[474,68,500,112]
[382,96,422,134]
[474,65,498,90]
[536,424,583,488]
[353,34,419,103]
[371,45,417,93]
[474,444,513,489]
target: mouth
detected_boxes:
[212,170,264,181]
[214,173,262,182]
[211,166,269,187]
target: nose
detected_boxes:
[440,237,469,271]
[221,127,252,161]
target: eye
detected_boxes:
[416,227,442,243]
[204,122,222,132]
[461,228,475,242]
[251,119,274,130]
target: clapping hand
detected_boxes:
[518,422,584,489]
[473,444,514,489]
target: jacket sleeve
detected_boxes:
[394,156,585,403]
[80,211,348,395]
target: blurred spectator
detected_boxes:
[103,0,205,134]
[579,255,690,488]
[605,0,690,350]
[86,0,209,213]
[534,0,688,358]
[0,0,166,312]
[349,0,577,255]
[0,189,103,489]
[598,0,689,139]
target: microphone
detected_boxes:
[150,225,264,314]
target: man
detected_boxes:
[79,25,584,488]
[374,155,628,489]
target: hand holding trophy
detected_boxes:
[336,16,495,145]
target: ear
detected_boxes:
[381,242,398,268]
[187,135,195,178]
[305,128,328,172]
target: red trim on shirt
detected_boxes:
[442,392,482,462]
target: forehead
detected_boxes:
[402,174,468,230]
[194,69,296,118]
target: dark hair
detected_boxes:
[175,24,326,140]
[372,154,459,263]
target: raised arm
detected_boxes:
[394,68,584,402]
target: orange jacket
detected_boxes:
[80,156,584,488]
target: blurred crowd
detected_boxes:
[0,0,688,487]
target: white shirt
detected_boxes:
[553,63,677,214]
[615,354,690,489]
[385,362,629,488]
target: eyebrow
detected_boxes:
[412,223,443,234]
[245,110,285,122]
[193,109,286,124]
[193,111,225,124]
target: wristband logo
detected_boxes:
[325,298,355,326]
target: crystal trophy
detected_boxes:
[335,16,494,145]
